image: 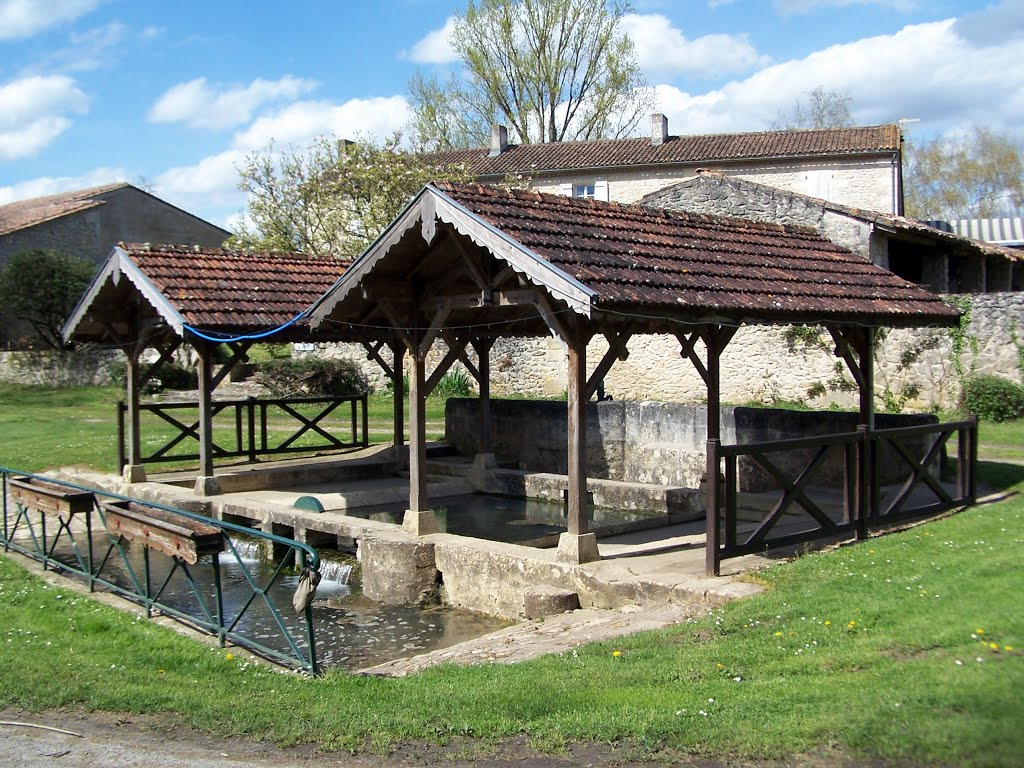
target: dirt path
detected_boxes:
[1,708,752,768]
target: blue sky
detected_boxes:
[2,0,1022,229]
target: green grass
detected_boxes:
[1,473,1021,764]
[1,386,1022,763]
[0,384,451,474]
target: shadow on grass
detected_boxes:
[975,459,1024,494]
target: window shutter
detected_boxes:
[595,180,609,201]
[559,183,573,197]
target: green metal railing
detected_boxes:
[1,467,322,675]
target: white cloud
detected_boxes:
[775,0,916,13]
[0,166,129,205]
[0,0,100,40]
[622,13,769,78]
[43,21,125,72]
[148,76,319,131]
[0,75,88,161]
[402,15,459,63]
[231,95,411,151]
[150,94,412,231]
[652,19,1024,139]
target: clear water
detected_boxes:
[344,493,651,545]
[44,532,510,671]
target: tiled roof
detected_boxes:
[642,173,1022,263]
[0,183,129,237]
[435,182,959,327]
[428,125,902,178]
[120,243,349,331]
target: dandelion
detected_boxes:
[716,662,725,669]
[824,621,831,627]
[774,631,782,637]
[989,642,999,650]
[976,628,984,635]
[612,650,621,658]
[225,652,235,661]
[847,620,857,630]
[1004,646,1014,652]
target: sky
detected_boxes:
[1,0,1022,231]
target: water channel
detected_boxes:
[46,532,511,671]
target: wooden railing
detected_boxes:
[706,417,977,575]
[117,394,369,470]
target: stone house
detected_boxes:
[430,116,905,214]
[641,172,1023,294]
[0,183,230,348]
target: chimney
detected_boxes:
[337,138,356,155]
[651,113,668,147]
[489,124,509,156]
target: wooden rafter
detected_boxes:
[584,332,631,401]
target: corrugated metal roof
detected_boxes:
[939,217,1024,247]
[428,124,902,178]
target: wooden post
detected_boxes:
[566,327,587,536]
[859,327,875,431]
[473,338,493,453]
[392,342,405,459]
[704,330,723,575]
[125,347,142,467]
[196,343,215,479]
[402,336,437,536]
[556,322,598,564]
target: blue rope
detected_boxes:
[183,311,307,343]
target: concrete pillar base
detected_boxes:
[402,509,439,537]
[556,532,600,564]
[122,464,146,484]
[193,475,222,497]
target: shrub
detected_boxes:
[960,374,1024,422]
[254,357,366,397]
[434,368,474,398]
[109,360,197,394]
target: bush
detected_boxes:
[960,374,1024,422]
[434,368,474,398]
[254,357,366,397]
[109,360,197,394]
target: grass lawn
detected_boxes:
[1,386,1022,764]
[0,384,449,474]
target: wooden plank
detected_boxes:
[100,500,224,565]
[10,477,94,522]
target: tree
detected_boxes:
[0,249,96,349]
[768,86,854,131]
[408,0,652,150]
[904,127,1024,220]
[230,133,470,258]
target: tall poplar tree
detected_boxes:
[408,0,651,150]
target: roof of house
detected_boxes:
[0,183,129,237]
[64,243,351,344]
[427,124,902,178]
[314,182,959,332]
[642,172,1022,263]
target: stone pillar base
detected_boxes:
[193,475,222,496]
[122,464,146,484]
[402,509,439,537]
[469,452,496,491]
[556,532,600,564]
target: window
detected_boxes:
[559,181,609,201]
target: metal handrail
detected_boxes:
[1,467,321,674]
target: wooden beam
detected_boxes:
[425,338,467,396]
[566,321,592,536]
[584,332,631,401]
[473,337,494,454]
[363,340,395,380]
[210,341,252,391]
[391,342,405,452]
[196,343,215,478]
[125,346,142,467]
[676,331,708,385]
[408,342,428,512]
[419,301,452,358]
[531,291,571,348]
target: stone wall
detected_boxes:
[446,399,937,490]
[0,348,122,386]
